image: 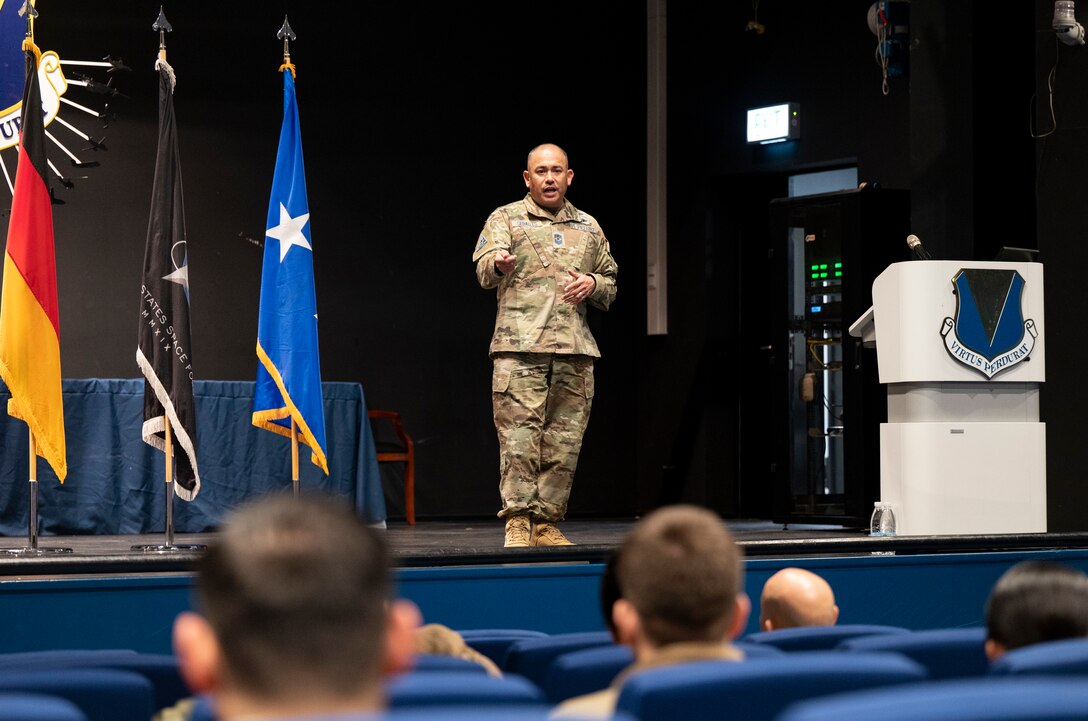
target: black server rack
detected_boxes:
[768,187,910,528]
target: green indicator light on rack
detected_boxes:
[819,264,828,270]
[835,271,842,277]
[834,262,842,269]
[811,273,819,279]
[819,272,828,278]
[810,264,818,271]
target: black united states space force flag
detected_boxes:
[136,58,200,500]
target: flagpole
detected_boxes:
[132,7,203,554]
[133,414,201,552]
[3,6,70,556]
[282,14,300,501]
[291,417,300,498]
[255,17,329,493]
[5,428,71,555]
[27,430,37,549]
[164,415,175,545]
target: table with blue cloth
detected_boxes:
[0,379,386,535]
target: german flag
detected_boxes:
[0,49,66,481]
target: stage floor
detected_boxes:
[381,518,872,565]
[3,517,1087,575]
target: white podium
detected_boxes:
[849,260,1046,536]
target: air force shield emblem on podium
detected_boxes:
[940,269,1038,379]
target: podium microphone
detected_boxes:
[906,234,932,260]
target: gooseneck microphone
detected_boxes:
[906,234,932,260]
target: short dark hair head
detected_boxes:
[985,560,1088,651]
[617,504,743,645]
[195,491,391,701]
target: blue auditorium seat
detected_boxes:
[735,641,788,659]
[456,628,549,668]
[776,677,1088,721]
[0,648,189,711]
[0,668,155,721]
[740,623,911,651]
[543,641,788,704]
[189,694,214,721]
[388,706,638,721]
[837,627,990,679]
[386,670,545,707]
[989,637,1088,676]
[190,696,637,721]
[0,649,140,667]
[502,631,616,686]
[544,644,634,703]
[614,651,927,721]
[411,653,492,673]
[89,653,188,710]
[0,692,89,721]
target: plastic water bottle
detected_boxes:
[870,502,897,537]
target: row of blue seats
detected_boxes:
[392,625,1088,721]
[10,626,1088,721]
[0,649,188,721]
[456,624,1088,692]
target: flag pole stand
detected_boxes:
[291,417,300,498]
[132,416,204,552]
[6,429,71,555]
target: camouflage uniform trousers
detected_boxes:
[492,352,595,523]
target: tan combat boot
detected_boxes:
[532,521,574,546]
[504,515,531,547]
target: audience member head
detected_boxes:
[613,504,749,654]
[414,623,502,677]
[759,567,839,631]
[984,559,1088,661]
[172,491,420,720]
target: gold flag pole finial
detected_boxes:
[153,6,172,62]
[278,16,297,79]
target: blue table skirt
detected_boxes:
[0,378,386,534]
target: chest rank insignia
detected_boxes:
[940,268,1038,379]
[553,232,564,246]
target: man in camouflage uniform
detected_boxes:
[473,143,618,547]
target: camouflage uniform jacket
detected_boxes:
[473,194,618,358]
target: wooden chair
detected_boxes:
[368,409,416,524]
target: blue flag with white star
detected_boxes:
[252,68,328,474]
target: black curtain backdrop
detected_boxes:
[10,2,644,522]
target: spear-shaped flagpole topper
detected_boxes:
[278,15,297,78]
[18,0,38,40]
[153,6,172,61]
[275,13,300,492]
